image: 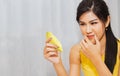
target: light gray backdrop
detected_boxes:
[0,0,119,76]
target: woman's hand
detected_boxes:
[80,35,101,62]
[44,38,61,64]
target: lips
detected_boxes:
[87,35,94,39]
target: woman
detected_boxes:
[44,0,120,76]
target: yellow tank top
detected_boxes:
[80,40,120,76]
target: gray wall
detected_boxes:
[0,0,119,76]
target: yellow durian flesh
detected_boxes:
[46,32,63,52]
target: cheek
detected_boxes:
[80,26,86,35]
[93,24,105,32]
[94,26,105,39]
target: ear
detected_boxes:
[105,16,110,28]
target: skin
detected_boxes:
[79,11,108,57]
[44,11,120,76]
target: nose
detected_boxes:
[86,25,92,34]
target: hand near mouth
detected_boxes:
[80,34,102,62]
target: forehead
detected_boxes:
[79,11,99,22]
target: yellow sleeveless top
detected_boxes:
[80,40,120,76]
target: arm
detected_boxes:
[91,55,112,76]
[53,44,81,76]
[69,44,81,76]
[53,60,68,76]
[80,35,112,76]
[44,38,81,76]
[44,38,68,76]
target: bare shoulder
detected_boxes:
[70,44,81,53]
[69,44,81,64]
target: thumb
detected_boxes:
[94,35,99,44]
[46,37,52,43]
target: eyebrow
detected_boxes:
[79,19,98,23]
[89,19,98,22]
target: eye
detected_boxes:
[79,23,86,26]
[91,22,98,25]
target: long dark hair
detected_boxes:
[76,0,118,73]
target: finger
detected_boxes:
[44,51,58,58]
[44,47,57,54]
[94,35,99,44]
[49,52,58,57]
[84,36,92,44]
[46,43,59,49]
[44,43,58,55]
[80,43,86,55]
[82,39,88,48]
[46,37,52,43]
[80,41,86,51]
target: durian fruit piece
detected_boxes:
[46,32,63,52]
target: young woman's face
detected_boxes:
[79,11,106,43]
